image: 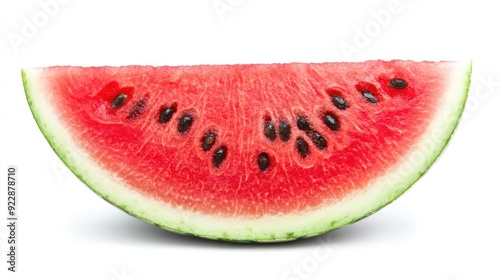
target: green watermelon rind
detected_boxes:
[22,61,472,242]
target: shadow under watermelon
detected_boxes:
[67,206,415,249]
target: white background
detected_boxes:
[1,0,499,279]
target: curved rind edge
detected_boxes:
[22,61,472,242]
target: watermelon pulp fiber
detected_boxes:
[22,61,471,242]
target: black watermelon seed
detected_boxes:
[258,152,270,171]
[388,78,408,89]
[278,121,291,142]
[159,106,176,124]
[361,90,378,104]
[331,95,349,110]
[127,99,147,120]
[308,131,327,150]
[264,121,277,141]
[296,137,309,158]
[202,132,216,151]
[297,116,311,131]
[178,114,194,133]
[111,93,127,109]
[213,146,227,168]
[323,113,340,131]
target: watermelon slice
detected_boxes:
[22,60,471,242]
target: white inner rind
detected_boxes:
[23,62,471,242]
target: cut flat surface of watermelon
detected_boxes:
[22,60,471,242]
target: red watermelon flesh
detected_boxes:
[22,60,471,241]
